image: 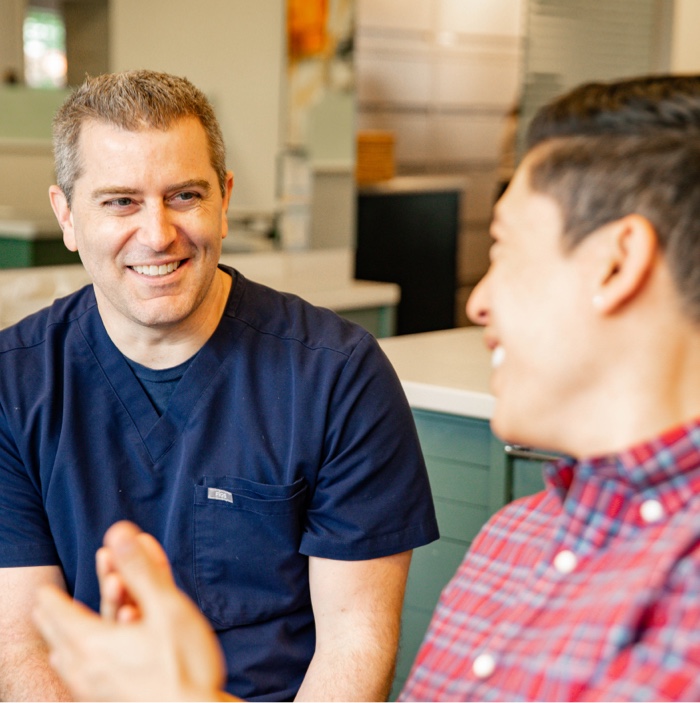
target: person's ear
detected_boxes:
[591,214,657,315]
[220,171,234,239]
[49,185,77,252]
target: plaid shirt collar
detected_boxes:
[545,417,700,516]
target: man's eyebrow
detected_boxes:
[169,179,213,194]
[90,186,141,200]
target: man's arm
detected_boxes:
[0,565,71,701]
[295,551,412,702]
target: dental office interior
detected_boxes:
[1,0,700,695]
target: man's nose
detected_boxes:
[466,273,490,326]
[139,204,177,251]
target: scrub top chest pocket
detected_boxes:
[194,476,309,628]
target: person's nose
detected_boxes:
[466,271,491,326]
[138,203,177,252]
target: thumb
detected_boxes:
[102,521,177,611]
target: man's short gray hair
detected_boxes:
[53,70,228,206]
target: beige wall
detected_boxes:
[670,0,700,72]
[109,0,286,215]
[0,0,25,79]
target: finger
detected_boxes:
[104,522,173,579]
[116,603,140,624]
[100,571,127,621]
[97,547,118,620]
[136,532,173,575]
[102,521,178,612]
[96,545,114,582]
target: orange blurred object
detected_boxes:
[356,131,396,184]
[287,0,328,59]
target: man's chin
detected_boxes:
[490,409,537,450]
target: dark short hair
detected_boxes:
[53,70,227,206]
[527,133,700,323]
[526,74,700,149]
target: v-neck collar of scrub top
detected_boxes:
[77,268,245,464]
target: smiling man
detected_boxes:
[51,115,233,361]
[0,70,438,701]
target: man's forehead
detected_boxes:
[492,163,532,227]
[74,116,210,170]
[71,117,214,195]
[79,115,201,141]
[492,161,563,235]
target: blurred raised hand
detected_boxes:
[33,521,232,702]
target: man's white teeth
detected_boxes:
[132,261,180,276]
[491,345,506,369]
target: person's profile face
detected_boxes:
[467,154,600,453]
[51,116,233,335]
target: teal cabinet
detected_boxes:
[338,304,396,339]
[506,445,560,501]
[391,409,553,698]
[0,238,80,269]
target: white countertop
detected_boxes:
[379,327,495,420]
[219,249,399,311]
[0,210,62,240]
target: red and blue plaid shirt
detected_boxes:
[401,419,700,701]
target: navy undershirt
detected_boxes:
[124,355,195,415]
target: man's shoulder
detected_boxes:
[0,285,96,354]
[222,267,372,357]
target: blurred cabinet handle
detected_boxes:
[504,444,558,463]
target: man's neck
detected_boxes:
[99,268,232,370]
[562,322,700,461]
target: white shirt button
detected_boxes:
[640,499,664,524]
[472,652,496,679]
[553,549,578,574]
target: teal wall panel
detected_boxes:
[413,409,492,465]
[425,455,489,503]
[403,538,470,611]
[393,408,547,699]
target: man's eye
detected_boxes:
[173,192,200,203]
[106,197,134,208]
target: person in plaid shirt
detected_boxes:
[32,75,700,701]
[401,75,700,702]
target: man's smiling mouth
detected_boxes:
[130,261,181,277]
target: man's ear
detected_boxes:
[220,171,234,240]
[49,185,77,252]
[591,214,658,315]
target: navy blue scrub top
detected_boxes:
[0,265,438,701]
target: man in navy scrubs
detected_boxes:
[0,70,438,701]
[33,73,700,701]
